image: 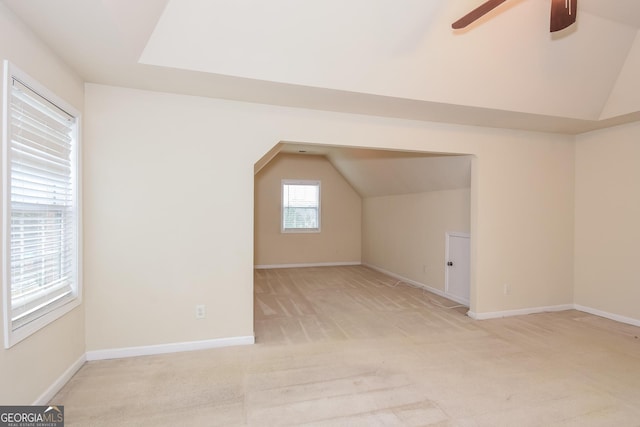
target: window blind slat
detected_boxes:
[10,188,72,203]
[10,100,73,133]
[12,143,72,170]
[11,176,72,190]
[11,148,72,176]
[10,119,72,151]
[12,169,73,188]
[11,269,74,289]
[11,164,72,184]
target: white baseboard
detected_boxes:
[363,263,640,327]
[466,304,640,326]
[254,261,361,269]
[467,304,574,320]
[85,335,255,361]
[574,304,640,328]
[362,263,469,307]
[33,353,86,405]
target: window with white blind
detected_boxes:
[2,61,82,348]
[281,180,321,233]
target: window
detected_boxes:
[2,61,82,348]
[281,180,320,233]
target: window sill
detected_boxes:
[281,228,321,234]
[4,296,81,348]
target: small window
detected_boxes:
[282,180,321,233]
[3,61,82,348]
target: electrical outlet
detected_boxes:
[195,304,206,319]
[504,284,511,295]
[423,265,428,273]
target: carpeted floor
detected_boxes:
[52,266,640,426]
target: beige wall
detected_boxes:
[255,153,361,266]
[84,83,575,351]
[575,121,640,321]
[0,3,85,404]
[4,0,639,404]
[363,189,470,294]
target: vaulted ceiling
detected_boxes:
[4,0,640,195]
[4,0,640,134]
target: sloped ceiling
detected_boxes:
[3,0,640,134]
[140,0,634,121]
[278,145,472,197]
[3,0,639,196]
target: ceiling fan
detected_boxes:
[452,0,577,32]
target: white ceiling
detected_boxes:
[140,0,635,121]
[3,0,640,134]
[279,145,472,197]
[3,0,639,196]
[580,0,640,28]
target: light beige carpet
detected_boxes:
[52,266,640,426]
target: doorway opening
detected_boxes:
[254,142,475,342]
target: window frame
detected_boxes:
[281,179,321,234]
[2,61,83,348]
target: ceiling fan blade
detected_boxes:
[452,0,508,29]
[550,0,577,32]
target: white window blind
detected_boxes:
[3,62,81,346]
[282,180,320,232]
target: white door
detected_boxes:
[445,232,470,306]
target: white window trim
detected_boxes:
[281,179,321,233]
[2,61,83,348]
